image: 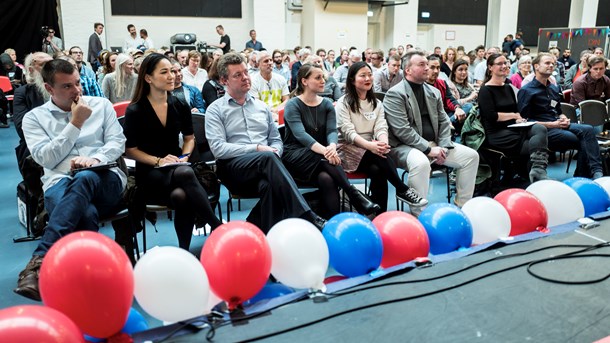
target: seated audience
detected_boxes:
[15,59,126,301]
[0,52,23,88]
[58,55,103,97]
[369,49,384,74]
[124,54,221,250]
[564,50,590,90]
[97,51,117,86]
[334,50,362,92]
[549,47,566,87]
[570,55,610,106]
[291,48,311,90]
[518,53,602,179]
[509,55,532,89]
[181,51,209,90]
[170,60,206,113]
[336,62,427,212]
[384,50,479,215]
[441,47,457,78]
[282,63,381,219]
[205,53,327,232]
[373,54,403,93]
[101,53,137,103]
[272,49,291,86]
[426,56,466,129]
[447,58,478,116]
[478,53,549,183]
[4,48,24,70]
[304,55,342,101]
[201,59,225,107]
[249,50,289,119]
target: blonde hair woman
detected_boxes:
[101,53,137,103]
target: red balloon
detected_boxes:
[201,221,272,310]
[324,275,347,284]
[494,189,548,236]
[373,211,430,268]
[0,305,84,342]
[39,232,134,338]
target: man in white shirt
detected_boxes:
[14,59,126,301]
[123,24,143,52]
[249,51,289,120]
[140,29,154,49]
[474,47,499,86]
[374,54,403,93]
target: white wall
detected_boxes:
[417,24,486,52]
[302,0,368,52]
[58,0,106,55]
[486,0,519,48]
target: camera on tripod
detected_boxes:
[197,41,209,53]
[40,26,51,38]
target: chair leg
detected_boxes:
[445,168,451,203]
[226,198,232,222]
[238,199,241,211]
[142,219,147,254]
[217,202,223,222]
[566,151,574,173]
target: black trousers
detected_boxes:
[217,151,311,233]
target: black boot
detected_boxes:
[529,150,549,183]
[346,185,381,216]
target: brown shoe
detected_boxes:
[14,255,44,301]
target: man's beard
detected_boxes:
[32,72,50,102]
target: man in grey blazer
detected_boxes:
[384,50,479,213]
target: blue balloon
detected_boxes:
[84,335,105,342]
[244,282,294,306]
[323,212,383,277]
[564,177,610,216]
[418,203,473,255]
[121,308,149,335]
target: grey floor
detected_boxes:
[0,121,575,330]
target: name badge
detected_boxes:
[550,100,558,108]
[363,112,376,121]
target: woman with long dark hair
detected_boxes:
[282,63,380,219]
[336,61,427,212]
[478,53,549,183]
[123,53,222,250]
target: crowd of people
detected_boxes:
[4,23,610,303]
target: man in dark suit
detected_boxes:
[384,50,479,214]
[87,23,104,72]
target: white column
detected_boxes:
[58,0,106,52]
[302,0,367,51]
[486,0,519,48]
[385,0,419,49]
[252,0,286,51]
[569,0,599,28]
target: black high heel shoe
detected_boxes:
[346,185,381,216]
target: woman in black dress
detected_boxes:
[282,63,380,219]
[478,53,549,183]
[123,53,222,250]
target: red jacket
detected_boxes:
[431,78,460,113]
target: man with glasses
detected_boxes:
[69,46,96,80]
[205,53,326,232]
[369,49,384,73]
[42,28,63,56]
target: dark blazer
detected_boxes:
[88,32,102,66]
[383,79,454,155]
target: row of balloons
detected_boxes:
[1,177,609,342]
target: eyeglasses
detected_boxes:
[48,30,55,34]
[493,61,509,66]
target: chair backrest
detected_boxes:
[112,101,131,117]
[579,100,608,126]
[606,99,610,116]
[191,113,213,161]
[117,115,125,129]
[560,102,578,123]
[562,89,571,103]
[0,76,12,92]
[278,108,285,125]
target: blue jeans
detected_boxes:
[547,123,603,176]
[33,170,124,256]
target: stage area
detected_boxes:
[134,217,610,342]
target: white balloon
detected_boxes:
[462,197,511,245]
[134,246,209,322]
[205,290,223,314]
[594,177,610,198]
[526,180,585,227]
[267,218,329,290]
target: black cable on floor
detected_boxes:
[527,254,610,284]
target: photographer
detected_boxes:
[41,27,63,56]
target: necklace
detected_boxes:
[308,103,319,132]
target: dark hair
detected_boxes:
[476,45,485,52]
[427,55,441,63]
[343,61,377,113]
[131,53,170,103]
[94,23,103,29]
[41,59,76,85]
[532,52,553,68]
[588,55,608,68]
[249,29,255,35]
[68,46,82,54]
[291,63,322,97]
[450,58,470,84]
[483,53,504,83]
[140,29,148,36]
[216,25,224,30]
[208,58,220,81]
[316,48,326,56]
[127,24,135,31]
